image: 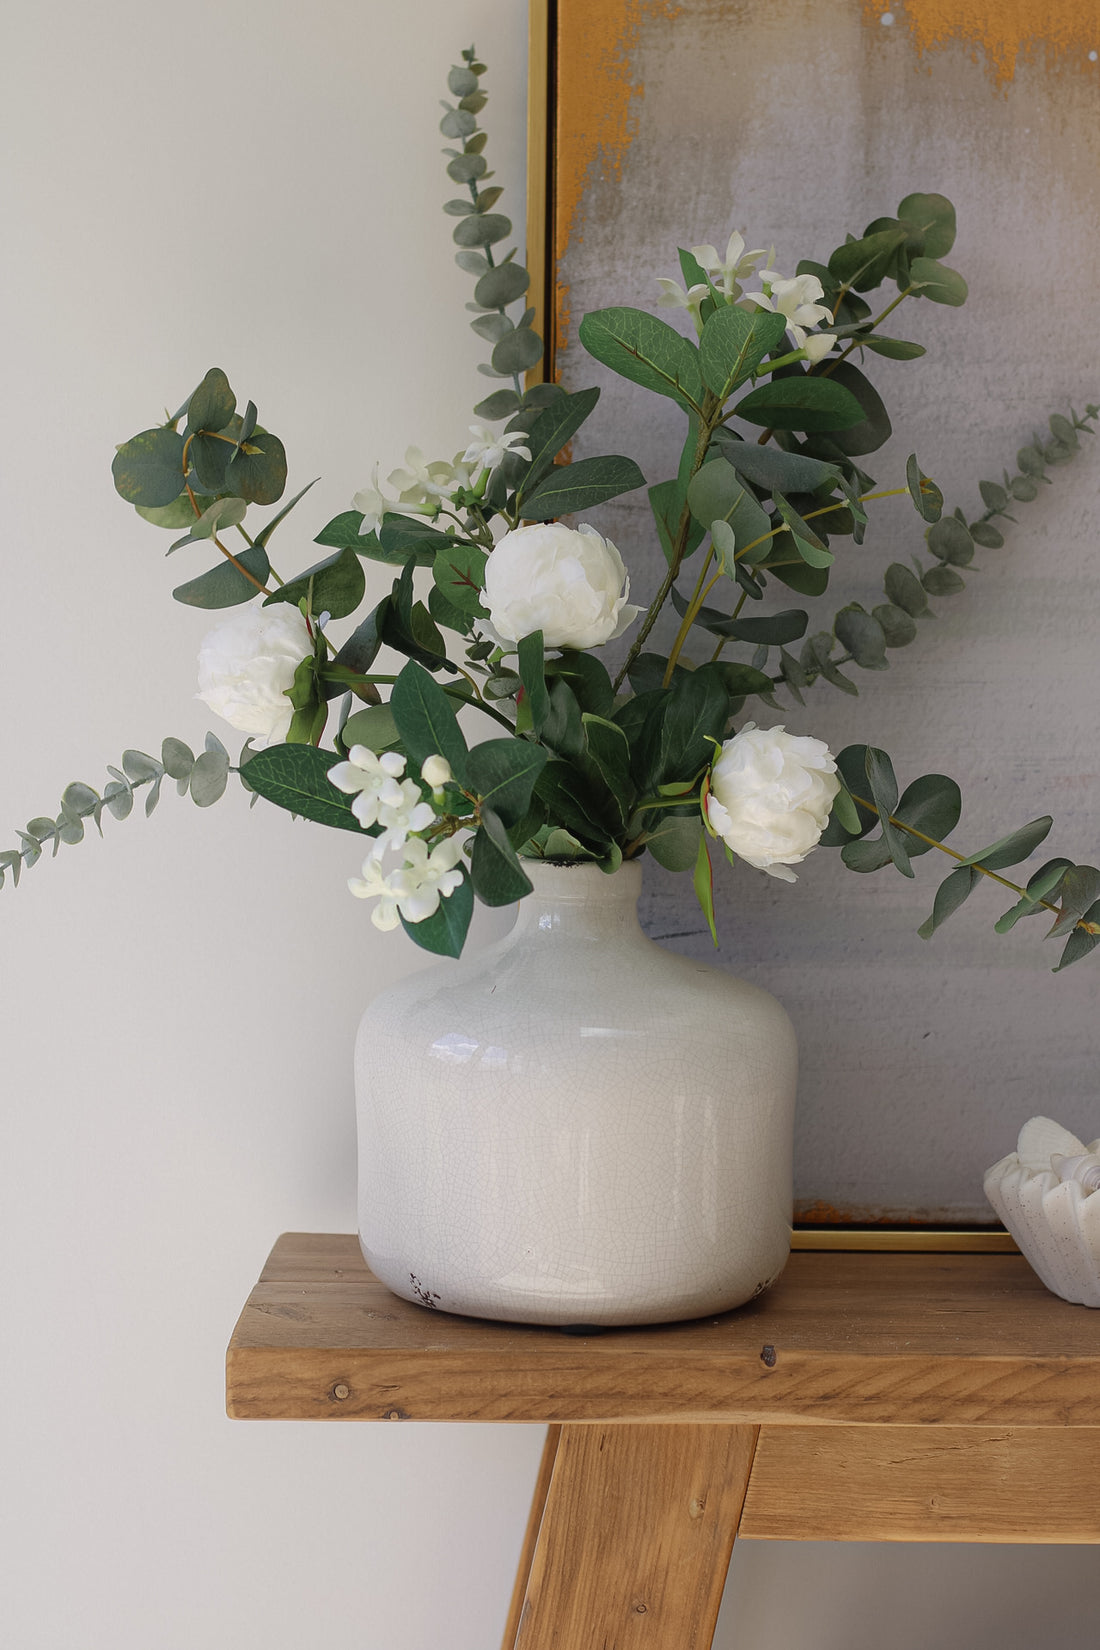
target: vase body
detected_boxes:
[355,860,798,1326]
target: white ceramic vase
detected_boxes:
[355,859,798,1326]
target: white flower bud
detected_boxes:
[421,754,453,790]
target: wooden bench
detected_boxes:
[227,1234,1099,1648]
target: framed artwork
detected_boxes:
[526,0,1100,1241]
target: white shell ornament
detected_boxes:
[984,1116,1100,1307]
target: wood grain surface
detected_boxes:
[226,1234,1100,1426]
[739,1424,1100,1542]
[509,1425,758,1650]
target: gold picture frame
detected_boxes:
[514,0,1100,1252]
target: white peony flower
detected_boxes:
[461,425,532,482]
[690,231,768,300]
[328,745,435,842]
[483,522,640,651]
[704,722,841,883]
[196,603,312,750]
[348,834,466,929]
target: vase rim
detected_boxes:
[518,857,642,900]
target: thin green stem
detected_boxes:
[847,791,1062,913]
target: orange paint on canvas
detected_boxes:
[553,0,682,348]
[864,0,1100,83]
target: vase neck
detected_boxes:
[510,860,644,941]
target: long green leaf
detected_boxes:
[243,745,364,833]
[578,306,705,411]
[390,661,469,783]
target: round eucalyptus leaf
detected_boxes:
[186,367,236,435]
[872,602,917,647]
[453,212,512,249]
[443,198,476,217]
[439,108,476,140]
[1016,445,1046,477]
[883,562,928,617]
[471,312,514,343]
[474,262,530,309]
[161,737,195,780]
[926,516,974,566]
[455,248,490,275]
[225,430,287,505]
[909,256,968,307]
[834,606,888,669]
[979,478,1009,513]
[491,325,543,375]
[1049,413,1079,449]
[447,153,487,183]
[447,65,479,96]
[189,749,229,808]
[136,492,215,529]
[473,388,522,420]
[922,564,966,596]
[111,426,186,507]
[969,520,1004,549]
[897,192,957,257]
[1010,474,1040,502]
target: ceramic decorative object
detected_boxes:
[984,1116,1100,1306]
[355,860,798,1327]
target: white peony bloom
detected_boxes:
[704,722,841,883]
[483,522,640,651]
[461,425,532,482]
[196,603,312,750]
[328,745,435,842]
[690,231,768,299]
[348,834,466,930]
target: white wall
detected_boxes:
[0,4,1094,1647]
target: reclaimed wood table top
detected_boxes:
[226,1232,1099,1428]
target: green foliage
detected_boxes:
[0,733,235,889]
[77,63,1100,971]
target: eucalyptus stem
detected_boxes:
[847,791,1063,914]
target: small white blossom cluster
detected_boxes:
[333,749,465,930]
[353,427,532,532]
[657,228,837,362]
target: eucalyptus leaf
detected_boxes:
[390,660,469,782]
[453,212,512,248]
[470,809,533,906]
[698,306,786,400]
[519,454,645,520]
[400,870,473,958]
[466,739,548,827]
[172,543,270,608]
[111,427,186,507]
[264,544,365,620]
[734,374,864,434]
[578,305,705,412]
[186,367,236,435]
[917,865,980,939]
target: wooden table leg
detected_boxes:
[503,1423,759,1650]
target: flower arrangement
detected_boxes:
[5,47,1099,971]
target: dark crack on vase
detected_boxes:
[409,1273,441,1309]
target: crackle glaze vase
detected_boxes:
[354,859,798,1326]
